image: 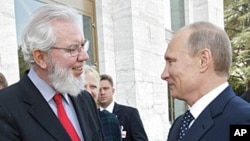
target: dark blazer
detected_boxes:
[99,110,122,141]
[241,88,250,103]
[167,86,250,141]
[0,72,105,141]
[113,103,148,141]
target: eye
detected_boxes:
[90,85,97,89]
[166,59,174,66]
[68,44,79,52]
[169,60,173,65]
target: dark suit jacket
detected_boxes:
[167,86,250,141]
[0,72,105,141]
[241,89,250,103]
[99,110,122,141]
[113,103,148,141]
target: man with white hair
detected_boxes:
[0,4,104,141]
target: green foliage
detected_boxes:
[228,75,247,95]
[224,0,250,95]
[18,47,29,78]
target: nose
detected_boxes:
[161,66,169,81]
[78,49,89,61]
[100,88,104,94]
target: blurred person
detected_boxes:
[99,74,148,141]
[0,72,8,89]
[84,65,122,141]
[0,4,104,141]
[161,21,250,141]
[241,81,250,102]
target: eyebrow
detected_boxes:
[164,56,172,61]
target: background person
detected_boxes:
[241,81,250,102]
[99,74,148,141]
[161,21,250,141]
[0,72,8,89]
[0,4,104,141]
[84,65,122,141]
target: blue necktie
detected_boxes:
[178,110,194,141]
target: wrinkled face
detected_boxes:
[84,73,99,101]
[98,80,114,108]
[46,21,89,96]
[161,30,200,101]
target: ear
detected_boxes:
[32,49,48,69]
[199,48,211,72]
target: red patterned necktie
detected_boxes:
[53,94,80,141]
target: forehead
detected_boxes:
[53,21,84,42]
[85,73,99,84]
[165,30,190,59]
[100,79,112,87]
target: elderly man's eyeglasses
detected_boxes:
[51,40,89,57]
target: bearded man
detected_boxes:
[0,4,104,141]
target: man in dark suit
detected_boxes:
[113,102,148,141]
[161,21,250,141]
[241,81,250,102]
[0,4,104,141]
[98,74,148,141]
[84,65,122,141]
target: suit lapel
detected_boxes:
[113,103,120,116]
[70,91,103,141]
[21,73,71,141]
[184,108,214,141]
[167,116,183,141]
[70,94,88,139]
[183,86,235,141]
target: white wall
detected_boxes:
[96,0,170,140]
[0,0,20,85]
[185,0,224,27]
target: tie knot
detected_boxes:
[53,93,63,105]
[183,110,194,121]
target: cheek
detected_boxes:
[92,89,98,96]
[53,53,76,68]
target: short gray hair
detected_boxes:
[184,21,232,75]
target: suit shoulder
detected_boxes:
[224,96,250,118]
[116,103,139,113]
[78,90,93,99]
[0,83,21,102]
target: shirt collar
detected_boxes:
[100,100,115,113]
[190,82,229,119]
[27,67,70,104]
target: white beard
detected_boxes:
[48,58,85,97]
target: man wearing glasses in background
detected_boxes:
[0,4,104,141]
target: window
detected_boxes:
[169,0,186,122]
[170,0,185,31]
[14,0,98,77]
